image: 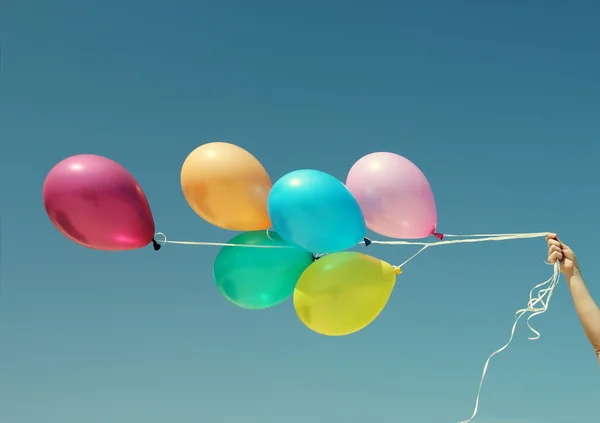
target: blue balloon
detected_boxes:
[267,169,366,253]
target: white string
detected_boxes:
[154,231,549,275]
[396,245,430,268]
[154,229,558,422]
[381,232,549,273]
[382,231,561,423]
[155,231,549,250]
[458,261,561,423]
[153,232,293,249]
[442,232,543,238]
[265,227,275,241]
[371,232,549,247]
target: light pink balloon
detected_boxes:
[346,152,438,239]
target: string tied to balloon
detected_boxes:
[361,231,560,423]
[432,224,444,240]
[152,229,558,422]
[45,148,559,423]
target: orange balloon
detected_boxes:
[181,142,272,231]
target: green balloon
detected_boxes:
[213,231,315,310]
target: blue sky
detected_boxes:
[1,1,599,422]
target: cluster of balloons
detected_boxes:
[43,142,438,336]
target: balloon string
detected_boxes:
[458,261,560,423]
[154,231,549,273]
[382,232,560,423]
[153,232,294,249]
[442,232,543,238]
[378,232,548,273]
[155,230,558,421]
[395,245,430,268]
[154,231,549,250]
[371,232,549,247]
[155,231,549,274]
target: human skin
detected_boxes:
[547,233,600,365]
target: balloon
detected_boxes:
[294,252,397,336]
[268,169,366,253]
[346,152,437,239]
[42,154,155,251]
[213,231,314,310]
[180,142,272,231]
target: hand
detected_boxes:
[546,233,580,279]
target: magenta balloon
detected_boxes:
[346,152,437,239]
[43,154,155,251]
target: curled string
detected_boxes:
[154,230,558,422]
[458,261,560,423]
[265,227,274,241]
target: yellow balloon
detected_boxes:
[293,252,397,336]
[180,142,273,231]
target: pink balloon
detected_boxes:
[43,154,156,251]
[346,152,438,239]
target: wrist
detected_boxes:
[565,267,582,283]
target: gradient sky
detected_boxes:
[1,1,599,422]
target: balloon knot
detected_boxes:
[394,266,402,275]
[152,239,162,251]
[433,232,444,240]
[313,254,320,261]
[364,237,372,247]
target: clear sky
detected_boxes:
[1,1,599,422]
